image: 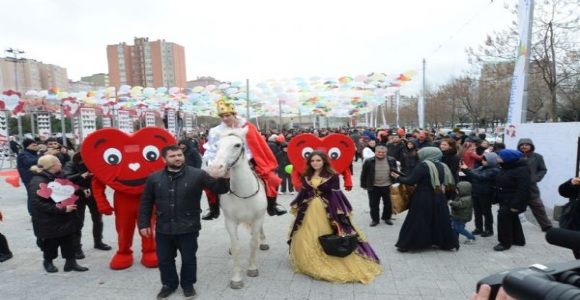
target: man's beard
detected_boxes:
[167,161,184,170]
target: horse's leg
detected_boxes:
[225,218,243,289]
[247,217,264,277]
[259,225,269,251]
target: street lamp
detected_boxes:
[4,48,25,140]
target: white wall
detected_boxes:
[504,122,580,209]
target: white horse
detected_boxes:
[207,127,269,289]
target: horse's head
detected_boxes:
[207,126,249,177]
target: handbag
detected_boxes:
[318,220,359,257]
[390,183,415,214]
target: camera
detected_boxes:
[477,228,580,299]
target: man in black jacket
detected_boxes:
[139,145,229,299]
[360,145,398,226]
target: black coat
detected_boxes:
[275,151,290,176]
[495,159,531,212]
[463,166,500,196]
[401,150,419,175]
[395,162,459,250]
[387,142,405,162]
[558,179,580,231]
[360,156,398,190]
[29,172,81,239]
[17,149,38,186]
[139,166,229,235]
[183,148,202,169]
[441,150,460,182]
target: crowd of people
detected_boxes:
[0,110,578,299]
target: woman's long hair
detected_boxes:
[301,151,336,179]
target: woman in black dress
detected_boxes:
[391,147,459,252]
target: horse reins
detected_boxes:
[225,134,261,199]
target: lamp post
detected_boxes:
[4,48,25,140]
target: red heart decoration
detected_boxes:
[5,175,20,188]
[288,133,355,174]
[81,127,176,195]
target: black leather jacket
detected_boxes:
[138,166,229,235]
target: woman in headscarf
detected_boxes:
[493,149,531,251]
[391,147,459,252]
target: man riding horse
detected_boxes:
[201,97,287,219]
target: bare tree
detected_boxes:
[468,0,580,121]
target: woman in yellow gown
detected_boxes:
[288,151,382,284]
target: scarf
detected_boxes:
[418,147,455,191]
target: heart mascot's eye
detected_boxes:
[142,145,160,161]
[104,148,122,165]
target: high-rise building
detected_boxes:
[81,73,109,87]
[0,58,68,92]
[107,37,186,88]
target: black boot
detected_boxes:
[75,249,85,260]
[0,252,12,262]
[202,204,220,220]
[94,241,112,251]
[267,197,287,216]
[43,259,58,273]
[64,258,88,272]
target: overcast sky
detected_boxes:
[0,0,514,95]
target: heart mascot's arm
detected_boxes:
[291,170,303,191]
[342,168,353,191]
[92,179,114,215]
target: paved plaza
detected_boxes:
[0,161,572,300]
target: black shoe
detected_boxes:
[267,199,287,216]
[541,226,553,232]
[481,231,494,237]
[0,252,13,262]
[384,219,393,225]
[369,221,379,227]
[64,259,89,272]
[43,260,58,273]
[183,286,196,298]
[202,206,220,220]
[94,242,112,251]
[397,247,408,253]
[493,244,510,251]
[472,229,483,235]
[157,286,176,299]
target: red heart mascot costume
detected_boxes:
[287,133,355,190]
[81,127,176,270]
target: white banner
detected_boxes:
[118,110,133,133]
[79,107,97,141]
[0,111,10,158]
[166,109,177,136]
[184,113,193,133]
[36,112,52,139]
[145,111,156,127]
[102,117,112,128]
[418,95,425,129]
[507,0,533,127]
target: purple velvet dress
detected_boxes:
[288,175,382,283]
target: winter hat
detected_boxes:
[497,149,523,163]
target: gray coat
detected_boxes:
[517,138,547,198]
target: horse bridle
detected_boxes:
[224,134,261,199]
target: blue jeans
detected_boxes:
[156,231,199,289]
[451,219,475,240]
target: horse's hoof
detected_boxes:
[230,280,244,289]
[247,269,259,277]
[259,244,270,251]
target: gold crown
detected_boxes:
[216,97,236,116]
